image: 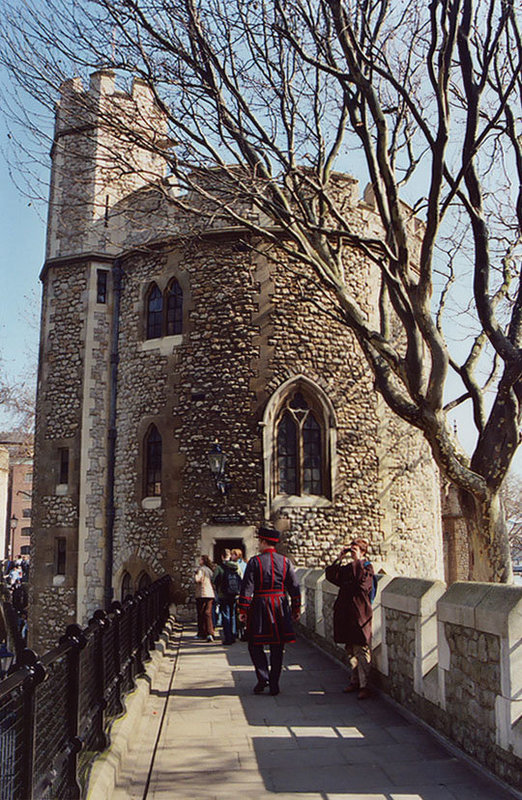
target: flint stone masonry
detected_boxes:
[297,569,522,790]
[31,69,444,653]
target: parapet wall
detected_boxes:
[296,569,522,789]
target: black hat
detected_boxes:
[257,525,280,544]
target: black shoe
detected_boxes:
[253,680,268,694]
[269,686,280,696]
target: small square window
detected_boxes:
[22,508,31,518]
[21,527,32,537]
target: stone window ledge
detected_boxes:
[142,496,162,510]
[271,494,332,511]
[139,334,182,355]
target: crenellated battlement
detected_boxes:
[47,70,170,261]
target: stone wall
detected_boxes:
[297,569,522,789]
[33,67,445,649]
[32,216,445,648]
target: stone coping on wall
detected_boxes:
[296,568,522,789]
[438,580,522,635]
[437,580,522,762]
[382,576,446,616]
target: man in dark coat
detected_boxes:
[238,526,301,695]
[325,538,374,699]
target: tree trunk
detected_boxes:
[457,488,513,583]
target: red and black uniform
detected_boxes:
[238,547,301,693]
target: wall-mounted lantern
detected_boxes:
[207,442,230,498]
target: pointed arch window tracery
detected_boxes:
[145,278,184,340]
[166,279,183,336]
[146,284,163,339]
[276,390,324,497]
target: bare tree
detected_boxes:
[501,473,522,563]
[0,354,36,435]
[1,0,521,580]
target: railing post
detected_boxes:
[59,624,87,800]
[19,649,46,800]
[90,610,109,750]
[137,592,151,669]
[127,596,144,679]
[146,588,156,651]
[109,601,125,715]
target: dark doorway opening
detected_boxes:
[213,538,245,563]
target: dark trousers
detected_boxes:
[220,596,237,644]
[196,598,215,638]
[248,642,285,690]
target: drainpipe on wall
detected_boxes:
[104,259,122,611]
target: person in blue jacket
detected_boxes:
[238,525,301,696]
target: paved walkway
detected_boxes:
[111,623,517,800]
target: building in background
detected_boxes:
[0,432,34,562]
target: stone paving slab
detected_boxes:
[110,622,519,800]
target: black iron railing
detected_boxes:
[0,575,171,800]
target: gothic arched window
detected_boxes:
[138,571,152,591]
[146,284,163,339]
[121,571,132,601]
[145,278,184,340]
[166,279,183,336]
[276,391,323,496]
[144,425,162,497]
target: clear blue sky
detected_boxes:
[0,112,45,428]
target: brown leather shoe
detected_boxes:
[343,683,359,693]
[357,687,371,700]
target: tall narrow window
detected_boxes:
[121,571,132,601]
[55,537,66,575]
[145,425,162,496]
[138,572,152,591]
[276,391,323,496]
[166,279,183,335]
[146,284,163,339]
[59,448,69,484]
[303,414,322,494]
[277,412,297,495]
[97,269,108,304]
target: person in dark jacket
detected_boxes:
[325,538,374,699]
[238,526,301,696]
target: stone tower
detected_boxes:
[30,71,444,652]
